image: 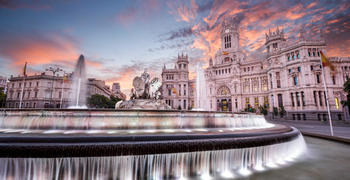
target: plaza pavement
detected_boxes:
[269,120,350,139]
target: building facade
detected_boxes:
[111,82,126,100]
[0,76,7,92]
[162,17,350,121]
[6,73,112,108]
[161,54,193,110]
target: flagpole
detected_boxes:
[320,55,334,136]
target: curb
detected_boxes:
[301,131,350,144]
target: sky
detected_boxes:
[0,0,350,95]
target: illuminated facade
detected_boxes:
[163,17,350,121]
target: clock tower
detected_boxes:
[221,17,240,52]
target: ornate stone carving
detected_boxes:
[116,70,171,110]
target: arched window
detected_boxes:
[217,86,231,96]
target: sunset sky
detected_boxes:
[0,0,349,94]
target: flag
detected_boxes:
[222,51,229,55]
[63,75,69,83]
[23,62,27,76]
[172,87,177,95]
[320,51,335,71]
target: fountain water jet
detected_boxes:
[194,63,208,111]
[69,55,87,109]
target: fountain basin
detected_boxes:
[0,125,299,157]
[0,109,306,179]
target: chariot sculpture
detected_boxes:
[115,70,171,110]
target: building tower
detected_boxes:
[221,17,240,52]
[265,27,286,55]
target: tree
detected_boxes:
[279,106,286,117]
[87,94,122,108]
[0,91,6,108]
[273,107,278,117]
[258,105,268,115]
[87,94,111,108]
[342,79,350,109]
[109,95,122,108]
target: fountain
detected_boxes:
[0,71,307,180]
[69,54,87,109]
[194,63,208,111]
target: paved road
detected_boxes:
[270,120,350,139]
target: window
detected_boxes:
[269,74,273,88]
[184,84,186,96]
[254,97,259,107]
[178,84,181,96]
[245,97,250,108]
[319,91,323,106]
[335,97,340,109]
[35,91,38,98]
[310,65,313,71]
[313,91,317,105]
[276,72,281,88]
[19,83,21,88]
[297,67,301,72]
[293,76,298,86]
[316,74,321,83]
[264,96,269,108]
[296,92,300,106]
[184,64,186,68]
[179,64,182,69]
[291,93,295,107]
[278,94,283,107]
[301,91,305,106]
[27,91,30,99]
[36,81,39,86]
[184,100,186,110]
[17,92,20,99]
[224,35,231,48]
[332,76,336,85]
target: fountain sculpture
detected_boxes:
[0,66,307,180]
[115,70,171,110]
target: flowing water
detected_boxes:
[0,111,274,133]
[0,135,306,180]
[69,55,87,108]
[194,63,208,111]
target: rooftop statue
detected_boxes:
[116,70,171,110]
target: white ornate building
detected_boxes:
[162,17,350,121]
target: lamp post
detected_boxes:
[46,66,62,108]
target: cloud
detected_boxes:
[160,27,194,41]
[184,0,350,62]
[0,31,79,69]
[115,0,161,25]
[0,30,107,77]
[0,0,51,10]
[168,0,199,22]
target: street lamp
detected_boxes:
[46,66,62,108]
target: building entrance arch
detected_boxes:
[216,86,232,112]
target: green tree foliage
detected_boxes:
[258,105,268,115]
[87,94,121,108]
[0,91,6,108]
[342,79,350,108]
[279,106,286,117]
[273,107,278,116]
